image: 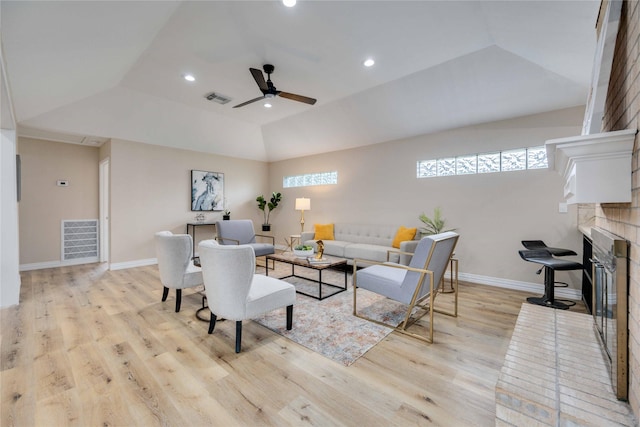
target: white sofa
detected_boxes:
[300,223,420,265]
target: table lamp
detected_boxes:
[295,197,311,234]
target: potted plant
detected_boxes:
[223,210,231,220]
[293,244,314,258]
[256,192,282,231]
[418,207,455,235]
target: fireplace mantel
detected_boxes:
[545,129,637,204]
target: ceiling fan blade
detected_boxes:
[279,92,317,105]
[233,96,265,108]
[250,68,268,92]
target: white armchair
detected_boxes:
[353,231,459,343]
[154,231,203,312]
[198,239,295,353]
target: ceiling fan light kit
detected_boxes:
[233,64,317,109]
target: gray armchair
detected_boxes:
[353,231,459,343]
[215,220,275,267]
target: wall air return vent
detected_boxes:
[62,219,99,263]
[205,92,232,105]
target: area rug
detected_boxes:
[254,264,408,366]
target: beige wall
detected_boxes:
[270,106,585,287]
[17,138,99,265]
[17,106,585,286]
[17,137,270,267]
[108,139,269,265]
[599,0,639,417]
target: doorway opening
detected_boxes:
[99,158,110,264]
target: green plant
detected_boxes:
[256,192,282,225]
[223,210,231,216]
[418,207,455,235]
[294,244,313,251]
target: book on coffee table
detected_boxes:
[307,257,331,264]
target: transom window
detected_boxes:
[283,171,338,188]
[417,146,547,178]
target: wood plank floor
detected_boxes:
[1,263,585,426]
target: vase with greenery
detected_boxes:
[223,210,230,220]
[256,192,282,231]
[418,207,455,235]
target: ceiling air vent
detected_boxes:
[205,92,232,105]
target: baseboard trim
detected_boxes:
[20,257,99,272]
[109,258,157,271]
[20,261,62,271]
[458,272,582,300]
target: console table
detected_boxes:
[186,222,216,256]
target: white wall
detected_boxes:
[1,128,20,308]
[1,47,21,308]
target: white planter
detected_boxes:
[293,249,314,258]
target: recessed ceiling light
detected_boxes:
[363,59,375,67]
[183,74,195,82]
[283,0,296,7]
[264,102,273,108]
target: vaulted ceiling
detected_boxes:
[1,1,599,161]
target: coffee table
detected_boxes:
[265,253,348,300]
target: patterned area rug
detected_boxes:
[254,262,408,366]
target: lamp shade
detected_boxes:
[295,197,311,211]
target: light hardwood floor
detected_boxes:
[1,263,585,426]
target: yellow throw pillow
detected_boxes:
[314,223,335,240]
[392,226,417,248]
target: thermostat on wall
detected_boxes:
[57,180,69,187]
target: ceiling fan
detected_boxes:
[233,64,317,108]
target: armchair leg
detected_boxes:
[162,286,169,301]
[286,305,293,330]
[175,289,182,312]
[235,321,242,353]
[208,313,217,334]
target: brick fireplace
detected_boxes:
[598,0,639,419]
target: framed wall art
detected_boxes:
[191,170,224,211]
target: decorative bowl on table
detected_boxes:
[293,245,314,258]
